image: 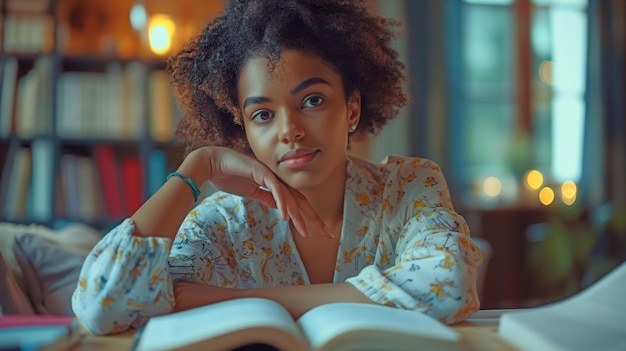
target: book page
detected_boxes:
[297,303,460,351]
[135,298,308,351]
[499,261,626,351]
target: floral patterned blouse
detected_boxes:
[72,155,483,335]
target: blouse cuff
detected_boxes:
[345,265,419,310]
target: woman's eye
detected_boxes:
[252,110,272,122]
[303,95,324,108]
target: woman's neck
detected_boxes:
[299,159,347,233]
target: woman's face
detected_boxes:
[238,49,360,191]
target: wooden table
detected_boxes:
[71,310,519,351]
[455,310,520,351]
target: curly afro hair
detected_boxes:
[168,0,408,155]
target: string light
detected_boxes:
[539,187,555,206]
[561,180,577,205]
[148,14,176,55]
[525,170,544,190]
[483,177,502,197]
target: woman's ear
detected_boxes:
[347,90,361,131]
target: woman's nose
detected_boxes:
[277,109,305,143]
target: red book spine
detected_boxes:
[94,146,126,219]
[121,156,144,215]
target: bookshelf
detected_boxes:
[0,0,222,230]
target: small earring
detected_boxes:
[350,125,357,131]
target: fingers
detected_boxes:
[248,167,289,220]
[249,187,278,209]
[252,170,331,239]
[286,195,309,237]
[274,186,330,239]
[209,147,332,239]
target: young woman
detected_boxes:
[72,0,483,335]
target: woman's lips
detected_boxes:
[279,149,319,169]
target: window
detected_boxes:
[458,0,589,207]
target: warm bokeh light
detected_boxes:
[483,176,502,197]
[561,180,577,205]
[525,170,544,190]
[539,187,555,206]
[148,14,176,55]
[539,60,553,86]
[561,180,577,198]
[562,194,577,206]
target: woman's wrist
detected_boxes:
[176,147,214,188]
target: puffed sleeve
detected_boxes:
[167,204,240,286]
[72,219,174,335]
[72,197,241,335]
[346,159,483,324]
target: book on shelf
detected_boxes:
[30,138,55,222]
[0,314,83,351]
[120,155,144,214]
[133,297,460,351]
[120,61,148,140]
[498,261,626,351]
[5,0,50,14]
[15,56,53,138]
[147,149,168,196]
[0,140,19,216]
[94,145,126,220]
[0,56,18,138]
[76,155,103,222]
[2,13,54,53]
[60,154,81,220]
[59,153,107,222]
[149,69,175,142]
[3,146,32,220]
[56,62,147,139]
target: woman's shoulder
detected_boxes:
[347,154,451,202]
[348,154,444,180]
[346,155,449,204]
[346,154,454,218]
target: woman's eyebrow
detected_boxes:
[291,77,331,95]
[242,77,331,109]
[243,96,272,109]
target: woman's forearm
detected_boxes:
[130,146,328,239]
[131,148,211,238]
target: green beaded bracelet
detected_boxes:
[167,172,201,202]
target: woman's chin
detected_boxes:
[277,173,320,193]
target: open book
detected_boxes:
[499,261,626,351]
[133,298,460,351]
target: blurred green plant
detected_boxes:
[526,203,626,302]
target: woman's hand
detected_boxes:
[181,146,331,238]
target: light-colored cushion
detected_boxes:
[0,222,100,315]
[0,223,58,293]
[0,250,35,315]
[13,233,89,315]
